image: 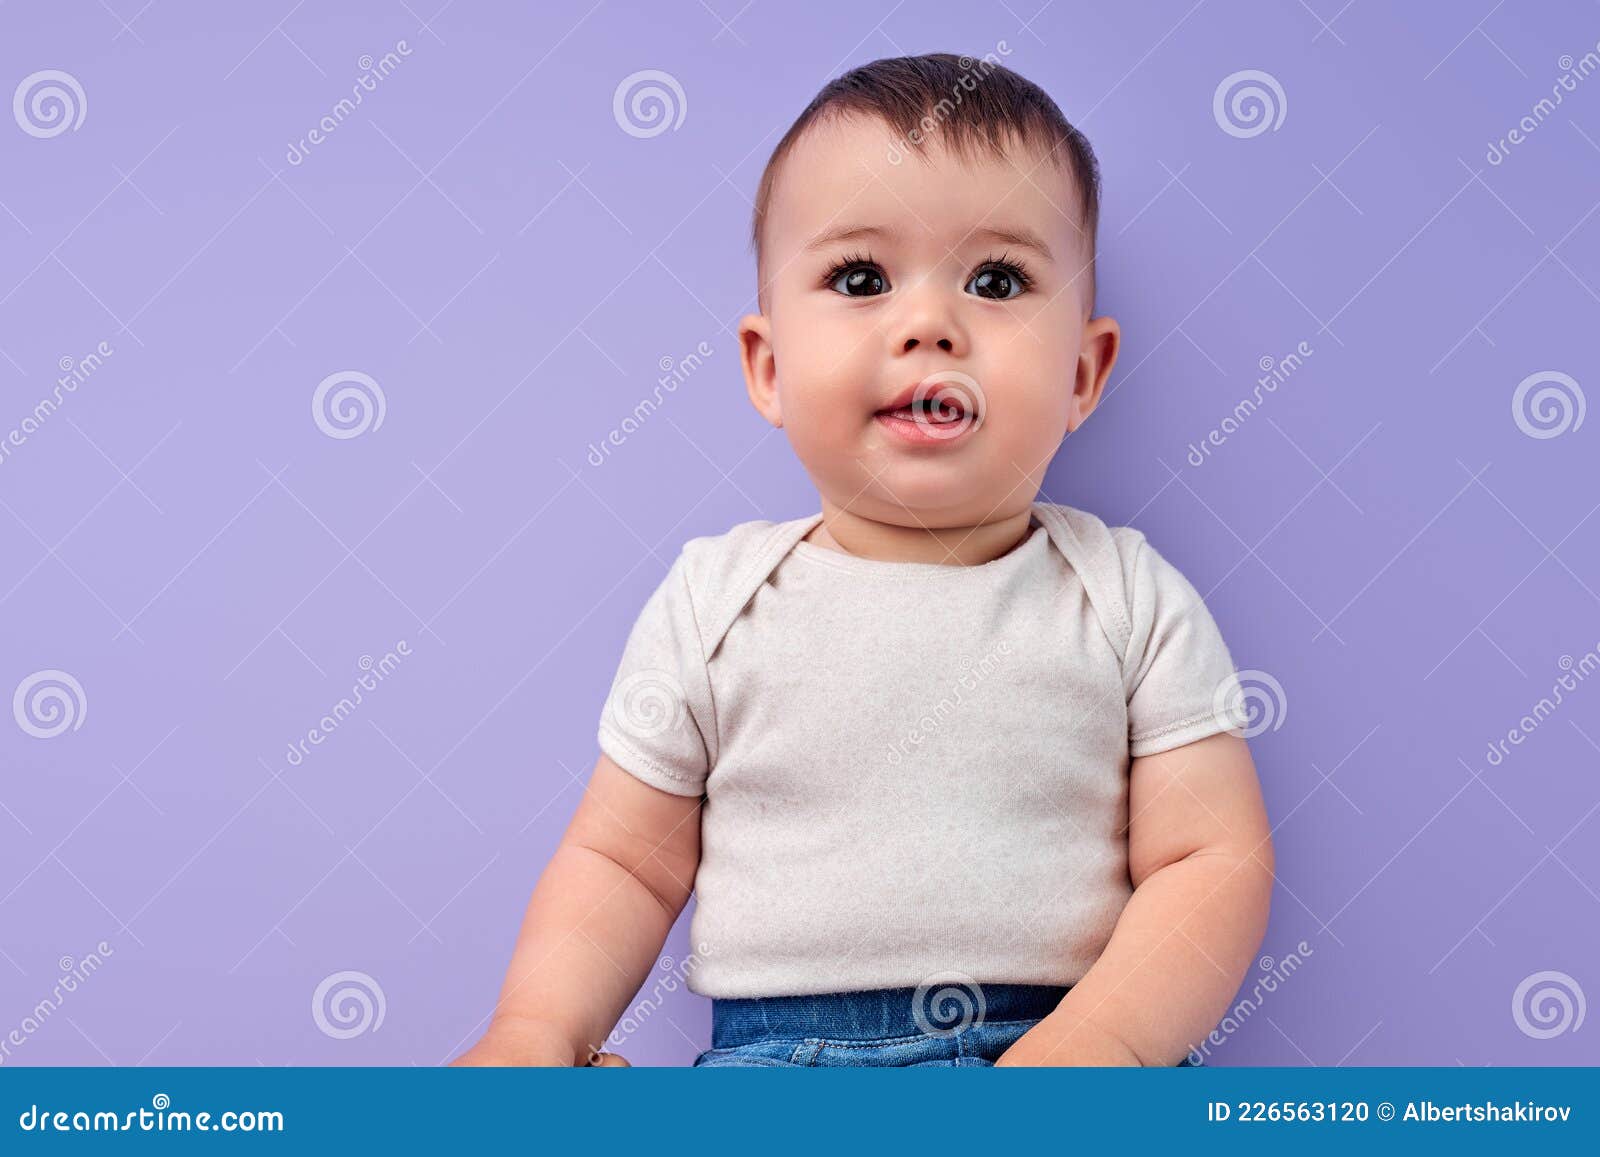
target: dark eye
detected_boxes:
[966,264,1027,300]
[830,264,888,296]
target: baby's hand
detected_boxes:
[450,1017,617,1067]
[993,1014,1142,1067]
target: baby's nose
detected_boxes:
[903,335,954,353]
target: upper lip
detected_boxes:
[875,379,967,415]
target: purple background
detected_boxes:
[2,0,1597,1067]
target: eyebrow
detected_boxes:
[802,222,1054,262]
[803,223,895,252]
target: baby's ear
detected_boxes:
[1068,314,1121,433]
[739,313,782,428]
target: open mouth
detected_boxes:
[875,396,968,424]
[873,373,986,445]
[873,395,981,446]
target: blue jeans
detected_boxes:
[692,983,1205,1067]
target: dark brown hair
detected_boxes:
[750,52,1102,309]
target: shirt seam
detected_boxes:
[598,725,706,790]
[673,550,719,770]
[1130,709,1233,750]
[1118,531,1148,688]
[788,524,1047,578]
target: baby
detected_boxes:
[454,52,1272,1068]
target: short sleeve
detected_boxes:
[595,551,715,797]
[1120,533,1251,758]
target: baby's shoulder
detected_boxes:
[676,512,815,578]
[1033,500,1175,659]
[1036,500,1221,651]
[670,511,821,643]
[1031,499,1151,575]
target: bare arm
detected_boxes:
[451,752,703,1065]
[996,731,1273,1066]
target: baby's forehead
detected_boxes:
[767,113,1085,257]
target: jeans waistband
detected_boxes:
[710,983,1071,1048]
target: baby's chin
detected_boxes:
[816,455,1025,527]
[785,407,1056,521]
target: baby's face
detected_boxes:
[740,114,1118,530]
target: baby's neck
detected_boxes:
[805,503,1035,567]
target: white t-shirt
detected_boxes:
[596,500,1249,999]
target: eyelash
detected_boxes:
[819,250,1035,295]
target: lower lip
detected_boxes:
[873,409,978,446]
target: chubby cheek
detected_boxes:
[977,374,1076,469]
[991,407,1067,472]
[791,309,876,378]
[779,382,863,479]
[773,317,874,424]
